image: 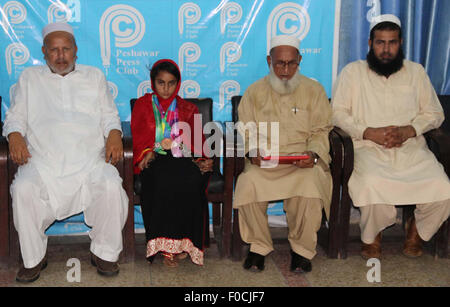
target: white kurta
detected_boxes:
[3,64,125,219]
[332,60,450,207]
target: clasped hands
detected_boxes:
[363,125,416,148]
[8,129,124,166]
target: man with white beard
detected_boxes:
[233,35,332,273]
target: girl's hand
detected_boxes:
[195,158,213,174]
[138,151,155,170]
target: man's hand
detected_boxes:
[8,132,31,165]
[248,150,264,167]
[363,126,416,148]
[384,126,416,148]
[105,129,123,165]
[293,151,315,168]
[363,127,391,146]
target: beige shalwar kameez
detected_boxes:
[332,60,450,243]
[233,75,333,259]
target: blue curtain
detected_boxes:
[338,0,450,94]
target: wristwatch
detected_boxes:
[312,152,319,165]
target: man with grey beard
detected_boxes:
[332,15,450,260]
[234,35,333,273]
[3,22,129,282]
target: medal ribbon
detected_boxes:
[152,94,179,155]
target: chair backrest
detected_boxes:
[231,95,241,123]
[130,98,137,113]
[185,98,213,138]
[438,95,449,134]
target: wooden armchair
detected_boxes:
[129,97,235,258]
[230,95,350,260]
[337,95,450,259]
[0,121,136,267]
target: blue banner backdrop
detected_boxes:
[0,0,338,234]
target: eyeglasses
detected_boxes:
[273,60,299,70]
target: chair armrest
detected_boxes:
[329,128,343,168]
[121,121,133,164]
[0,136,8,169]
[425,128,450,176]
[332,126,354,183]
[120,121,136,199]
[0,136,10,258]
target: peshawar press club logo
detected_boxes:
[1,0,26,25]
[180,80,201,99]
[99,4,146,74]
[178,42,201,73]
[5,42,30,77]
[266,2,311,54]
[178,2,201,35]
[137,80,151,98]
[47,0,81,23]
[220,42,241,73]
[219,80,240,110]
[220,1,242,34]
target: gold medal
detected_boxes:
[161,138,172,150]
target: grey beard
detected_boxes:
[268,65,301,95]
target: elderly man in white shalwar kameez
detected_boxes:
[2,22,129,282]
[332,15,450,260]
[234,35,333,273]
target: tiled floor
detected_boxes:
[0,224,448,287]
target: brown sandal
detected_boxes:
[163,256,178,268]
[175,252,188,260]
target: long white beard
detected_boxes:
[268,65,301,95]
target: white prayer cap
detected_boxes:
[270,35,300,52]
[369,14,401,31]
[42,22,74,41]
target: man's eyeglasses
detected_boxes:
[273,60,299,70]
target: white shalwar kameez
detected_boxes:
[3,64,129,268]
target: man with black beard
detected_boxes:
[332,15,450,260]
[234,35,333,273]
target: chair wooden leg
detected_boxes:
[211,202,222,255]
[434,218,449,258]
[221,196,232,258]
[339,137,353,259]
[326,129,343,259]
[231,208,245,261]
[401,205,415,231]
[121,202,135,263]
[213,204,220,228]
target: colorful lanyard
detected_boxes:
[152,94,178,155]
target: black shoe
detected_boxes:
[290,250,312,273]
[243,251,265,272]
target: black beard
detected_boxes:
[366,47,404,78]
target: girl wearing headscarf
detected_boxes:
[131,59,213,267]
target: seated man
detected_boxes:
[234,35,333,272]
[3,22,129,282]
[332,14,450,259]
